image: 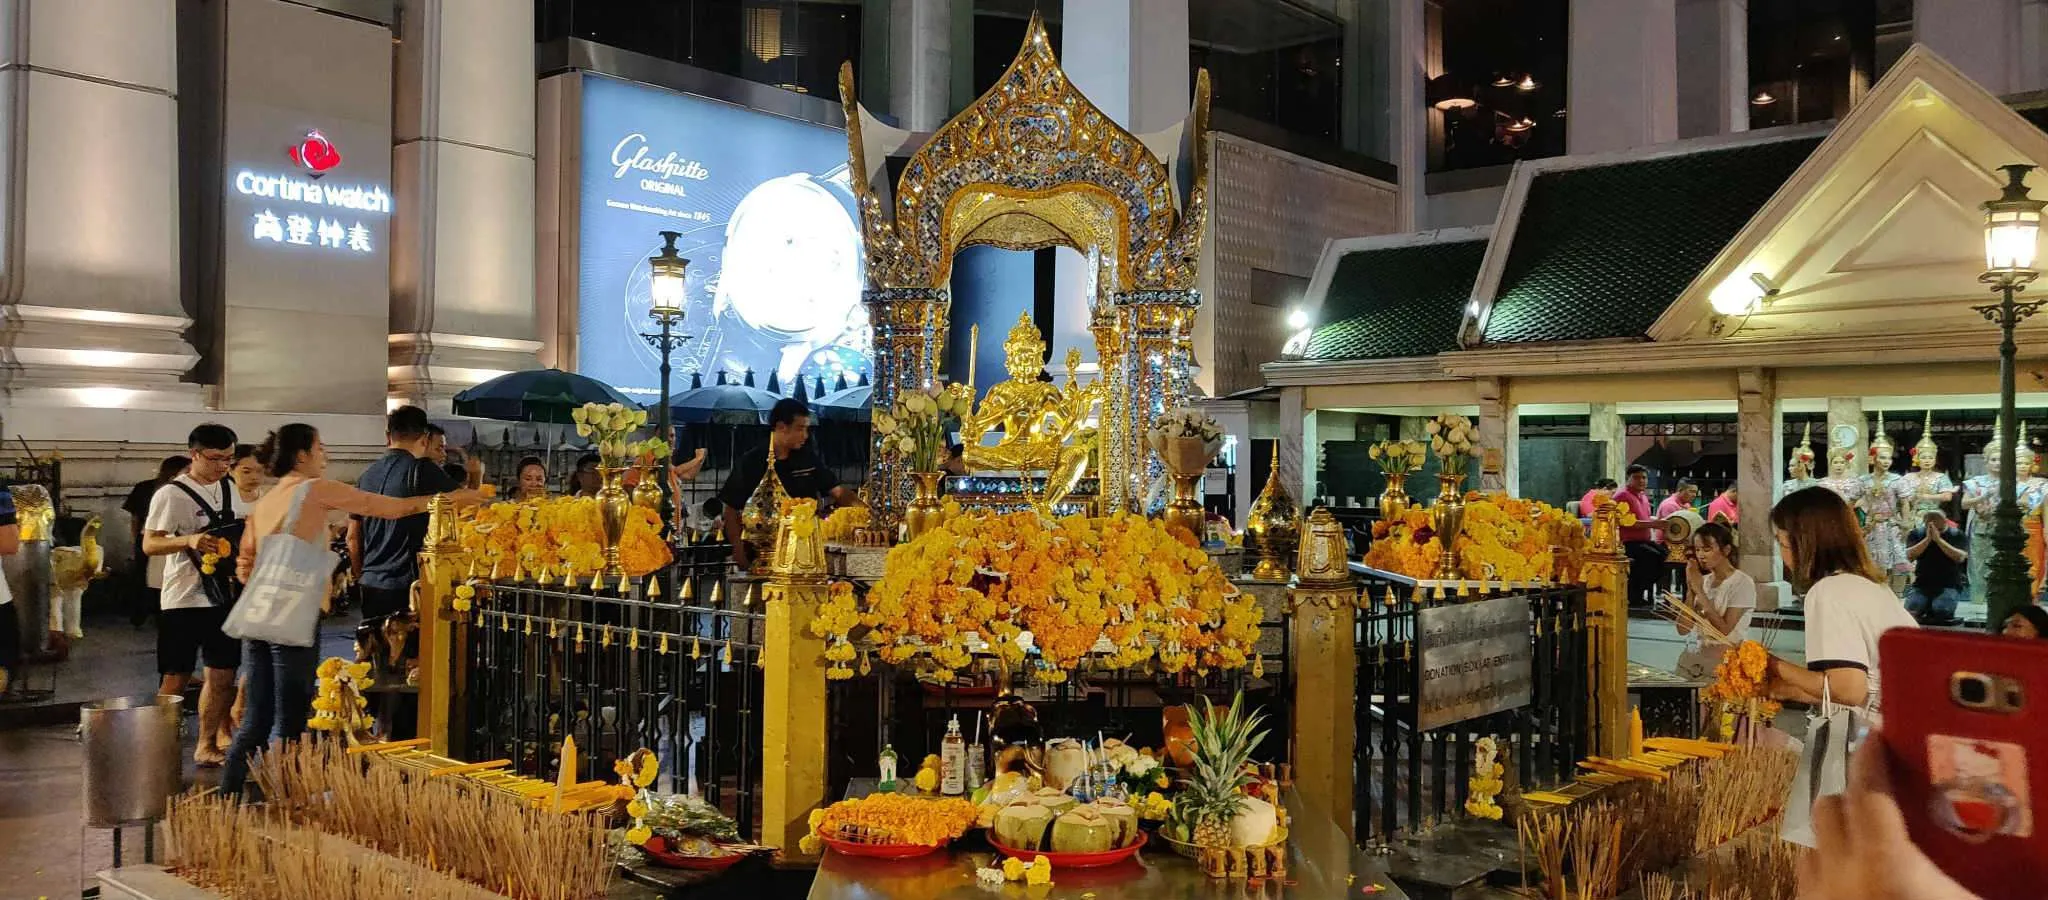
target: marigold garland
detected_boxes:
[1363,495,1583,583]
[807,794,977,847]
[818,511,1260,682]
[455,496,672,579]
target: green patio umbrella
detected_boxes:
[452,368,639,424]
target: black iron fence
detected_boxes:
[459,540,765,835]
[1352,571,1591,844]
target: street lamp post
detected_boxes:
[642,231,691,530]
[1974,164,2045,633]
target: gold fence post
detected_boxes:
[760,512,828,856]
[1289,509,1357,844]
[415,494,470,755]
[1579,497,1630,758]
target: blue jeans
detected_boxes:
[219,640,318,799]
[1904,586,1963,625]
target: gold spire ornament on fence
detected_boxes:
[1246,444,1300,581]
[740,440,787,574]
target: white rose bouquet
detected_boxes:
[1146,408,1224,456]
[572,401,649,467]
[875,385,960,473]
[1424,412,1483,477]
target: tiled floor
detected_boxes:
[0,613,358,899]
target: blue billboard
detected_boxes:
[576,74,869,400]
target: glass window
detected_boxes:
[1190,1,1345,144]
[537,0,863,99]
[1427,0,1568,173]
[1747,0,1877,129]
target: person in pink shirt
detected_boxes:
[1656,478,1700,521]
[1705,487,1738,525]
[1616,465,1662,607]
[1578,478,1618,521]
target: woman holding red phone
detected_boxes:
[1767,487,1919,713]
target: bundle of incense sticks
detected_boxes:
[1634,832,1802,900]
[246,740,614,899]
[1695,748,1797,851]
[1519,804,1635,900]
[1656,594,1732,645]
[165,792,505,900]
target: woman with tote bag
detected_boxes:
[1767,486,1919,846]
[219,424,481,799]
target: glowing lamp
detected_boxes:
[648,230,689,318]
[1982,165,2044,278]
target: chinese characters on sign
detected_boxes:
[1415,595,1534,731]
[250,210,374,253]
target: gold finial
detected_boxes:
[1295,507,1352,589]
[1870,411,1893,452]
[1246,443,1299,580]
[740,439,786,573]
[1915,410,1939,468]
[647,576,663,598]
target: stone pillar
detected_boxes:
[1280,386,1309,509]
[1589,403,1627,480]
[0,0,201,415]
[388,0,543,413]
[888,0,952,131]
[1735,369,1783,586]
[1568,0,1679,154]
[1054,0,1190,368]
[1827,396,1867,478]
[1476,377,1518,495]
[1914,0,2032,95]
[1289,552,1357,844]
[1676,0,1748,139]
[1392,0,1426,231]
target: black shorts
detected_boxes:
[158,606,240,674]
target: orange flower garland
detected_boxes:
[828,511,1261,682]
[808,794,977,847]
[1708,639,1781,719]
[455,496,672,579]
[1363,496,1581,582]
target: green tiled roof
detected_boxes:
[1480,137,1822,345]
[1303,239,1487,361]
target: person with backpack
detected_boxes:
[142,423,244,767]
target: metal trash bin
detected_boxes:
[81,694,184,827]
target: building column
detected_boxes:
[388,0,543,414]
[888,0,951,131]
[1568,0,1679,154]
[1827,396,1866,479]
[1280,386,1309,509]
[1054,0,1190,371]
[1914,0,2030,95]
[1589,403,1627,479]
[1735,369,1783,586]
[1676,0,1747,139]
[0,0,201,416]
[1391,0,1426,231]
[1477,377,1519,495]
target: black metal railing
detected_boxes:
[1351,571,1590,844]
[460,540,764,835]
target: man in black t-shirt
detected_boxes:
[123,455,189,626]
[347,406,461,622]
[1904,510,1969,626]
[720,398,861,567]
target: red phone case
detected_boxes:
[1879,629,2047,898]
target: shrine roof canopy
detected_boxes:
[1302,234,1487,362]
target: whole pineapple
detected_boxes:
[1180,692,1267,847]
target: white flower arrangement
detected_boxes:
[1426,412,1483,477]
[876,385,962,473]
[572,402,649,466]
[1147,408,1224,454]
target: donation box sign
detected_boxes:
[1416,595,1534,731]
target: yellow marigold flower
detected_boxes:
[627,799,649,819]
[1002,857,1026,881]
[914,767,938,794]
[625,825,652,845]
[1026,857,1053,885]
[317,658,344,679]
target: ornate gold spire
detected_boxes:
[1914,410,1939,467]
[1870,411,1893,452]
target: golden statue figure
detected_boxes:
[958,314,1101,512]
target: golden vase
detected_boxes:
[1431,471,1466,580]
[1378,473,1411,521]
[903,471,945,542]
[597,466,632,582]
[1159,437,1211,541]
[631,464,663,510]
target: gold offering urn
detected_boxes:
[1295,508,1351,587]
[1245,446,1299,580]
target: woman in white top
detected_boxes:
[218,424,482,799]
[1671,521,1756,679]
[1767,486,1918,711]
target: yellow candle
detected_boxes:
[1628,707,1645,758]
[968,324,980,393]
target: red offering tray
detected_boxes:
[988,831,1147,868]
[820,834,948,859]
[641,845,751,871]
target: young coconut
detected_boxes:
[992,800,1055,851]
[1092,798,1140,847]
[1049,804,1119,854]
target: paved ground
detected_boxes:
[0,613,356,899]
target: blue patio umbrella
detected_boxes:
[812,384,873,423]
[453,368,637,424]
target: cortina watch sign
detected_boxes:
[232,127,390,254]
